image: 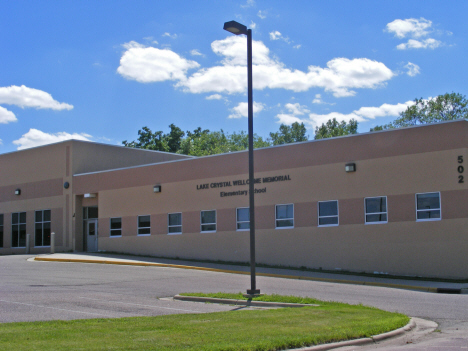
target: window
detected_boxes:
[168,213,182,234]
[275,204,294,228]
[236,208,250,231]
[318,201,339,226]
[110,218,122,236]
[12,212,26,248]
[201,210,216,232]
[138,215,151,235]
[0,214,3,248]
[35,210,51,247]
[416,192,441,221]
[365,197,387,224]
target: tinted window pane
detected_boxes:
[169,226,182,234]
[43,223,51,246]
[36,211,42,222]
[138,227,150,235]
[417,193,440,210]
[276,219,294,228]
[366,214,387,223]
[0,225,3,248]
[169,213,181,226]
[237,208,249,222]
[35,223,43,246]
[276,205,293,219]
[12,213,18,224]
[237,222,249,230]
[110,218,121,229]
[110,229,121,236]
[88,207,98,219]
[201,224,216,232]
[201,211,216,224]
[19,224,26,246]
[138,215,150,228]
[0,214,3,224]
[44,210,51,222]
[319,217,338,226]
[417,210,441,220]
[12,226,19,247]
[19,212,26,223]
[319,201,338,216]
[366,197,387,213]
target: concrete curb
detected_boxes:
[33,256,440,293]
[173,294,319,308]
[287,319,416,351]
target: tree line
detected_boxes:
[123,92,467,156]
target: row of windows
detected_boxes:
[0,211,51,248]
[108,192,441,236]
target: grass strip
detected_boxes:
[0,294,409,351]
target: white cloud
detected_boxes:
[241,0,255,8]
[206,94,223,100]
[405,62,420,77]
[270,31,282,40]
[0,105,17,124]
[386,18,432,38]
[162,32,177,39]
[293,44,301,49]
[0,139,2,145]
[250,21,257,29]
[190,49,204,56]
[257,10,266,19]
[0,85,73,110]
[397,38,441,50]
[179,37,394,97]
[276,100,414,129]
[312,94,323,104]
[285,103,310,115]
[117,43,200,83]
[13,128,92,150]
[118,37,394,98]
[228,101,264,119]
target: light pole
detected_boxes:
[223,20,260,295]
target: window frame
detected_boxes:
[275,203,294,229]
[137,215,151,236]
[236,207,250,231]
[35,209,51,247]
[200,210,217,233]
[168,212,182,235]
[318,200,339,227]
[11,212,26,248]
[364,196,388,224]
[109,217,122,237]
[415,192,441,222]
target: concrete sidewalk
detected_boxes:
[33,252,468,294]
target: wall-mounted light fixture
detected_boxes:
[84,193,97,198]
[153,185,162,193]
[64,182,70,189]
[15,189,21,195]
[345,163,356,172]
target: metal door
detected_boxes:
[86,219,98,252]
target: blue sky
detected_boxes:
[0,0,466,152]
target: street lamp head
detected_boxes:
[223,20,248,35]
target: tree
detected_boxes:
[122,126,165,151]
[269,122,308,145]
[314,118,358,140]
[370,92,468,131]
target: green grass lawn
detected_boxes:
[0,294,409,351]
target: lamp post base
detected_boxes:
[245,289,261,296]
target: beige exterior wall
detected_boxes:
[73,121,468,279]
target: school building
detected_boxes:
[1,120,467,279]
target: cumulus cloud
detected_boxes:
[13,129,92,150]
[405,62,421,77]
[0,85,73,110]
[293,44,301,49]
[269,31,290,43]
[276,100,414,129]
[190,49,203,56]
[118,37,394,98]
[241,0,255,8]
[0,106,17,124]
[386,18,445,50]
[206,94,223,100]
[386,18,432,38]
[228,101,264,119]
[397,38,441,50]
[257,10,267,19]
[117,42,200,83]
[162,32,177,39]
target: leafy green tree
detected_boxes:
[370,92,468,131]
[122,126,165,151]
[269,122,308,145]
[314,118,358,140]
[165,124,185,153]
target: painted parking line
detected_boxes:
[0,299,110,317]
[77,296,202,313]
